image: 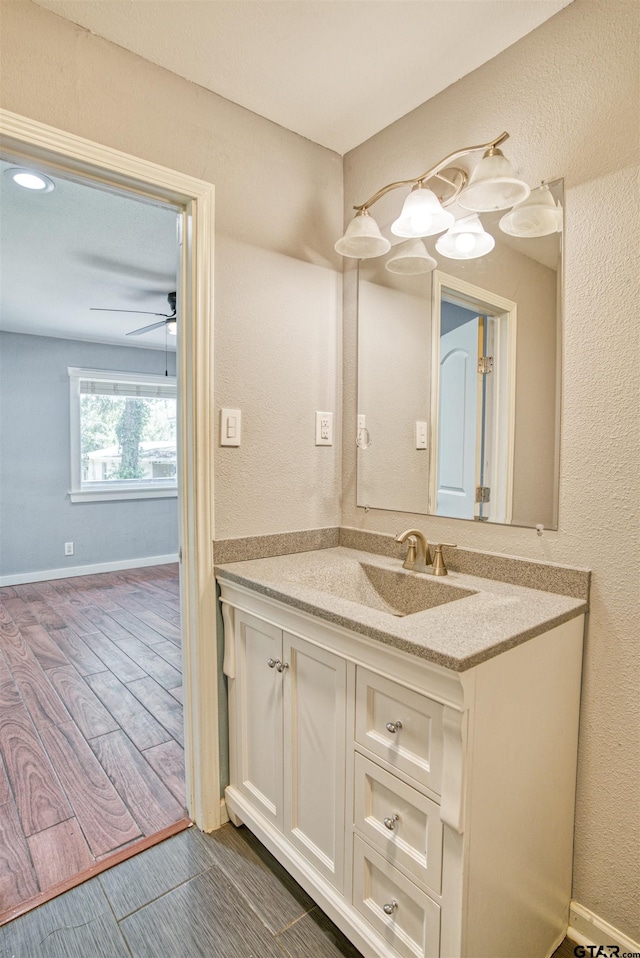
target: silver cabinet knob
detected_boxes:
[382,900,398,916]
[275,661,289,672]
[383,814,399,831]
[385,720,403,734]
[267,658,280,669]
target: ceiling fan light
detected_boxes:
[458,148,530,212]
[335,210,391,258]
[167,319,177,335]
[391,186,454,238]
[385,239,437,274]
[499,184,563,237]
[435,214,495,260]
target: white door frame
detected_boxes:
[0,109,221,832]
[430,271,517,524]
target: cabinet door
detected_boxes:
[283,632,347,890]
[234,610,283,829]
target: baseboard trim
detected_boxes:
[219,798,230,826]
[568,901,640,954]
[0,554,179,587]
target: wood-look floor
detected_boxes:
[0,565,186,919]
[0,822,580,958]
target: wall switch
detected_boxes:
[415,421,428,449]
[64,542,74,556]
[220,408,241,446]
[315,411,333,446]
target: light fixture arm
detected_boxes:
[353,131,510,212]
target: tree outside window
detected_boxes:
[69,368,177,502]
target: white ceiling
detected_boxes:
[32,0,572,155]
[0,162,178,350]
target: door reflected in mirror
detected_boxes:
[357,179,562,529]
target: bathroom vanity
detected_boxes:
[216,546,587,958]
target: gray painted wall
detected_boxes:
[0,331,178,578]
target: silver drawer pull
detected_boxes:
[382,899,398,916]
[385,720,403,734]
[275,661,289,673]
[383,814,399,831]
[267,658,280,669]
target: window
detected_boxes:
[69,367,178,502]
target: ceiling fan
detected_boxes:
[90,291,177,336]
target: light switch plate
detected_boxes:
[315,411,333,446]
[220,408,241,446]
[415,420,428,449]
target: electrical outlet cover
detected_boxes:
[315,411,333,446]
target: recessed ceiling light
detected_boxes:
[5,167,55,192]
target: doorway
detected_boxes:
[430,271,517,524]
[0,109,219,920]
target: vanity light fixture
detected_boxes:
[457,145,530,212]
[335,131,530,260]
[499,183,563,237]
[385,239,437,274]
[435,214,495,260]
[391,185,454,238]
[334,208,391,257]
[5,167,55,192]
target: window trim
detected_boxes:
[68,366,178,503]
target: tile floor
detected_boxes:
[0,824,362,958]
[0,821,577,958]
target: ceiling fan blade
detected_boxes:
[90,308,169,316]
[126,320,168,336]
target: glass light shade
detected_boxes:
[435,214,495,260]
[385,239,437,274]
[5,167,55,192]
[335,210,391,258]
[391,186,454,238]
[458,149,530,212]
[167,319,177,335]
[499,184,563,237]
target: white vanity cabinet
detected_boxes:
[220,578,584,958]
[226,607,347,890]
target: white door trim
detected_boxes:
[0,108,220,832]
[430,271,517,524]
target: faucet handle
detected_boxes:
[431,543,457,576]
[401,537,418,571]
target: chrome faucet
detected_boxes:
[395,529,432,573]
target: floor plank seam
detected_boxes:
[274,905,320,937]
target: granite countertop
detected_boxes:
[215,547,587,672]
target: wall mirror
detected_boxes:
[357,178,562,528]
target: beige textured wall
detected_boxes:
[0,0,343,539]
[358,276,430,513]
[342,0,640,938]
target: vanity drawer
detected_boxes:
[354,753,443,894]
[353,835,440,958]
[355,668,443,795]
